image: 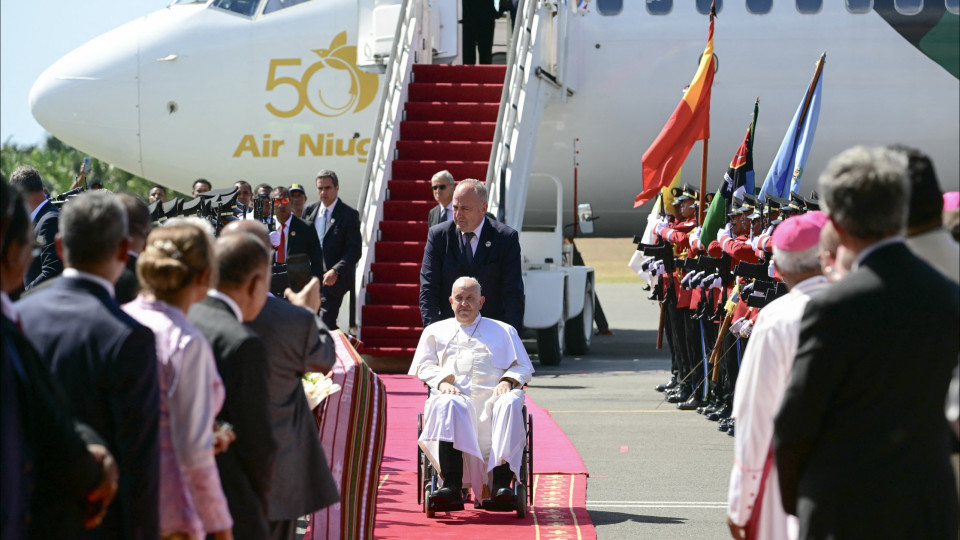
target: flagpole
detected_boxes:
[698,1,717,225]
[792,53,826,145]
[698,140,708,225]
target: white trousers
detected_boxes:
[419,390,526,495]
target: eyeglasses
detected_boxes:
[431,185,448,191]
[272,197,290,205]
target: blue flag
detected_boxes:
[759,54,825,200]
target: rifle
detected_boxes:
[733,261,787,309]
[634,235,676,350]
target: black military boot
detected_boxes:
[432,441,463,503]
[491,463,514,502]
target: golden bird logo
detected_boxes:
[265,31,379,119]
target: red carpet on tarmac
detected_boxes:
[375,374,595,539]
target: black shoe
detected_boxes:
[431,485,463,504]
[655,377,679,393]
[703,403,719,415]
[706,404,731,422]
[718,417,732,431]
[727,423,735,437]
[667,386,691,404]
[490,463,514,502]
[677,394,701,411]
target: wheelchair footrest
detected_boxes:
[477,499,518,512]
[429,501,465,512]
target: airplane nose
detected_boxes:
[29,18,144,176]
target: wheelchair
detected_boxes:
[416,389,534,518]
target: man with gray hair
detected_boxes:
[16,191,160,539]
[726,212,831,540]
[420,179,524,331]
[428,170,455,227]
[773,146,959,539]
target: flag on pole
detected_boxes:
[701,100,758,245]
[634,3,716,208]
[758,53,825,200]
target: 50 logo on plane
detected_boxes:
[265,31,379,119]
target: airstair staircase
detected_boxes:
[355,0,573,360]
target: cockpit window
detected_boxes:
[596,0,622,15]
[696,0,722,14]
[645,0,671,15]
[173,0,207,4]
[210,0,261,16]
[264,0,314,14]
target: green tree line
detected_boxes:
[1,135,187,200]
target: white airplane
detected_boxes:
[29,0,959,237]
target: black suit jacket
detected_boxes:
[188,296,277,540]
[245,296,339,520]
[275,216,324,281]
[115,254,140,305]
[419,216,524,330]
[304,198,362,287]
[24,201,63,291]
[2,314,104,537]
[427,204,449,228]
[16,277,160,540]
[773,242,959,539]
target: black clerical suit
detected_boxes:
[303,198,362,330]
[419,216,524,331]
[774,242,960,539]
[188,296,277,540]
[16,276,160,540]
[246,296,340,540]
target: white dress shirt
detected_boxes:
[62,267,116,300]
[314,199,338,242]
[459,220,484,257]
[206,289,243,322]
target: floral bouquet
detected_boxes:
[302,371,341,410]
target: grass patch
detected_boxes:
[570,238,642,284]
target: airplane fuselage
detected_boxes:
[30,0,959,236]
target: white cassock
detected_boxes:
[727,276,830,540]
[408,315,534,498]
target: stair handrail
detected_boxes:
[486,0,571,230]
[355,0,432,334]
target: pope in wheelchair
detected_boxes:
[409,276,535,509]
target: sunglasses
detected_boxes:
[431,185,448,191]
[272,197,290,205]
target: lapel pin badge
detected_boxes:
[485,241,491,247]
[291,231,296,237]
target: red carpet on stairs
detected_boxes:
[361,65,506,358]
[374,374,595,539]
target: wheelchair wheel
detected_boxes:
[516,483,527,518]
[424,487,435,518]
[417,413,424,504]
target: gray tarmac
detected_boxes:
[524,282,734,540]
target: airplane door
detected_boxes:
[356,0,460,72]
[432,0,459,64]
[357,0,402,73]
